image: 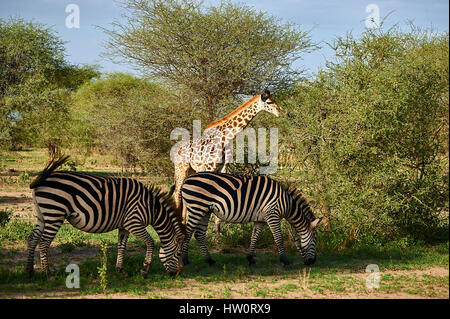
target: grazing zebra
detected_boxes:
[26,156,185,278]
[180,172,321,268]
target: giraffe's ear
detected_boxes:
[261,90,271,102]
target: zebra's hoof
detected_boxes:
[182,256,190,266]
[206,258,216,266]
[45,272,54,280]
[246,254,256,266]
[116,267,128,277]
[283,264,294,271]
[141,269,149,278]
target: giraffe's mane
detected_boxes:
[206,95,261,129]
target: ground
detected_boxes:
[0,149,448,299]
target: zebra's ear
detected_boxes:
[310,218,322,229]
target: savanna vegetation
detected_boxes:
[0,0,448,299]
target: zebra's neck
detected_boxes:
[285,192,311,229]
[145,185,185,239]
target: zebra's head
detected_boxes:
[288,189,322,265]
[153,186,186,276]
[258,90,281,117]
[296,217,322,265]
[159,233,184,276]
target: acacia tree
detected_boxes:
[0,17,99,150]
[70,73,197,175]
[104,0,315,122]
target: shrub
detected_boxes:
[279,25,449,243]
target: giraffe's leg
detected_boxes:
[115,228,130,276]
[193,213,215,265]
[173,163,192,225]
[265,214,292,270]
[125,223,154,278]
[38,218,65,278]
[246,222,265,267]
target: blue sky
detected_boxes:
[1,0,448,77]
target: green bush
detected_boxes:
[279,24,449,243]
[69,73,194,176]
[0,210,12,227]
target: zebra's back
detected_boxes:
[33,171,145,233]
[181,172,287,223]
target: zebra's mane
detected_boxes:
[284,184,316,222]
[144,183,186,234]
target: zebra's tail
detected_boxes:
[30,155,70,189]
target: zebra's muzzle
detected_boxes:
[168,265,183,277]
[304,257,316,266]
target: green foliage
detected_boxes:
[97,240,109,294]
[279,25,449,242]
[105,0,315,121]
[0,17,100,151]
[0,210,12,227]
[0,219,34,243]
[69,73,193,175]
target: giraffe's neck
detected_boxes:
[205,95,262,145]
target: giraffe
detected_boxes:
[172,90,281,234]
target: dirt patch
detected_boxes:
[0,191,35,220]
[3,266,448,299]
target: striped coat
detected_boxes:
[26,157,185,278]
[179,172,321,268]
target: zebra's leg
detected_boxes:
[213,163,228,237]
[180,225,194,266]
[294,235,302,255]
[126,225,154,278]
[26,222,44,278]
[38,218,65,278]
[27,194,45,278]
[266,215,292,270]
[246,222,265,268]
[193,213,215,266]
[115,228,130,276]
[180,206,207,266]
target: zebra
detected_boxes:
[179,172,322,269]
[26,156,185,278]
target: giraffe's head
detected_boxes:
[258,90,281,117]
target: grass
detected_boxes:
[0,148,448,298]
[0,148,172,193]
[0,216,448,298]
